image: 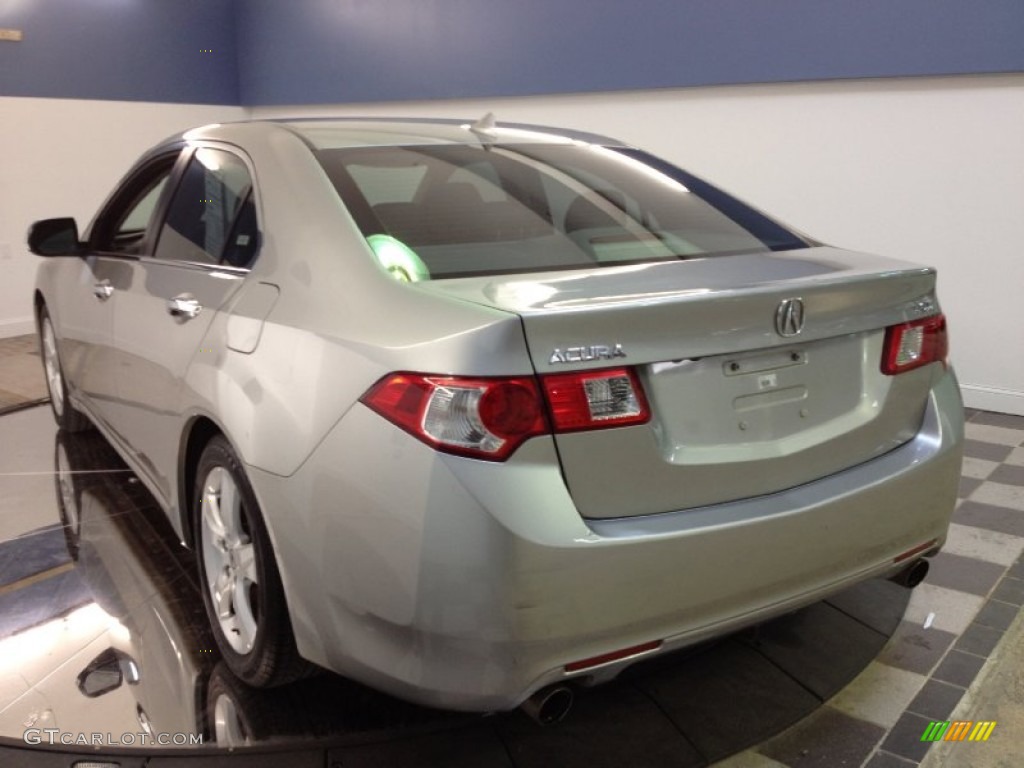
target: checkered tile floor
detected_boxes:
[716,409,1024,767]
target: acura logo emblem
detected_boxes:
[775,298,805,337]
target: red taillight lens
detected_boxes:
[881,314,948,375]
[362,367,650,461]
[542,367,651,432]
[361,373,548,460]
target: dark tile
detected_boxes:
[988,464,1024,487]
[634,640,818,763]
[993,576,1024,606]
[954,622,1004,657]
[958,476,982,498]
[0,568,92,638]
[963,407,981,422]
[924,551,1006,595]
[932,649,986,688]
[973,599,1020,631]
[876,621,955,675]
[741,601,887,700]
[881,711,935,762]
[865,751,918,768]
[497,684,703,768]
[826,577,910,636]
[760,706,885,768]
[331,725,513,768]
[970,411,1024,431]
[1009,557,1024,579]
[907,679,965,720]
[962,439,1012,462]
[954,501,1024,537]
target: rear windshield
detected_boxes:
[316,144,808,280]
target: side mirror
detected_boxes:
[28,217,84,256]
[76,647,140,698]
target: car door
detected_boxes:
[61,153,181,430]
[110,145,258,502]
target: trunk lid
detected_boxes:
[420,246,942,518]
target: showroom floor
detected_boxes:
[0,335,1021,766]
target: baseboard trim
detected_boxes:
[961,384,1024,417]
[0,317,35,339]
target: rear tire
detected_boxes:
[193,435,307,688]
[39,305,90,432]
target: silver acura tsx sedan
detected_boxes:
[30,117,963,714]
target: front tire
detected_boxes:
[193,435,306,688]
[39,306,90,432]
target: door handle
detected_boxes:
[167,294,202,320]
[93,280,114,301]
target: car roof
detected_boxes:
[179,116,626,150]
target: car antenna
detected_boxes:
[464,112,497,142]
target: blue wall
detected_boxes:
[237,0,1024,105]
[0,0,238,104]
[2,0,1022,106]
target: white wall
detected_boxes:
[253,74,1024,415]
[0,97,246,337]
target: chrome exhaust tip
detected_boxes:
[889,558,930,589]
[521,684,574,726]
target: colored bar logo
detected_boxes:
[921,721,997,742]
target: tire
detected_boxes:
[193,435,307,688]
[38,306,91,432]
[205,663,306,746]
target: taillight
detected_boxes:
[541,367,650,432]
[361,374,547,460]
[881,314,948,375]
[361,367,650,461]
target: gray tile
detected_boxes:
[988,464,1024,487]
[924,551,1005,596]
[942,523,1024,567]
[335,725,514,768]
[740,601,887,701]
[876,621,955,675]
[865,751,918,768]
[760,707,885,768]
[634,640,819,764]
[970,411,1024,431]
[496,684,703,768]
[973,599,1020,631]
[825,577,910,636]
[992,576,1024,606]
[954,501,1024,537]
[1010,557,1024,579]
[932,649,986,687]
[963,407,982,422]
[907,679,964,720]
[958,476,982,499]
[953,622,1004,657]
[880,711,934,762]
[965,422,1024,447]
[971,481,1024,512]
[962,439,1012,462]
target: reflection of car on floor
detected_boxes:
[54,429,214,744]
[55,429,456,746]
[31,116,964,714]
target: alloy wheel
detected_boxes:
[200,466,260,655]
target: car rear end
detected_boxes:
[256,121,964,711]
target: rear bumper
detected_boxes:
[250,370,963,711]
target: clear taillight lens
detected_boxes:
[542,368,650,432]
[361,374,548,460]
[361,367,650,461]
[881,314,948,375]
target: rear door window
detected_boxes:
[154,148,259,268]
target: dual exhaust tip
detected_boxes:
[523,558,930,726]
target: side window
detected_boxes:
[155,148,257,267]
[93,159,176,255]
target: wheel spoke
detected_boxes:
[235,542,257,585]
[214,568,235,619]
[218,474,243,543]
